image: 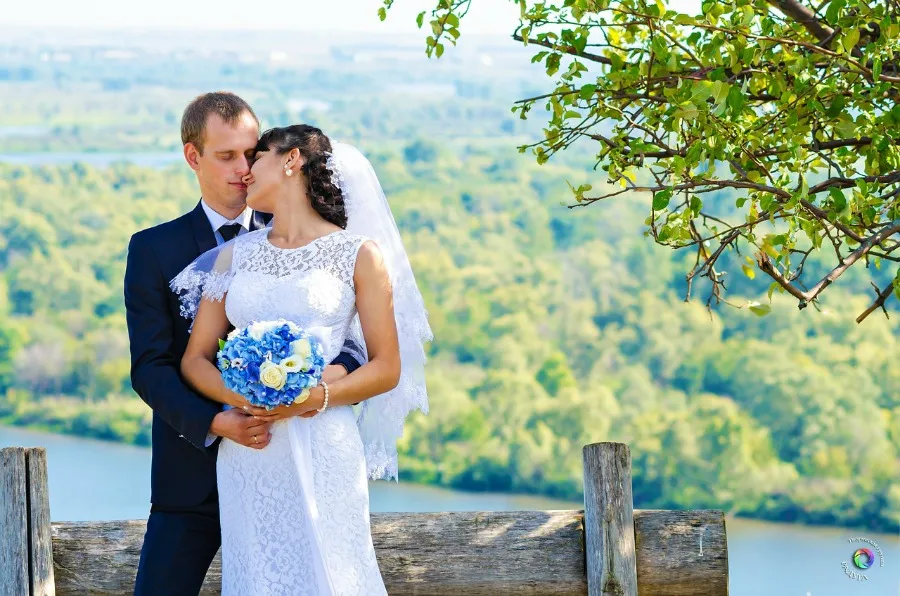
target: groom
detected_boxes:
[124,92,363,595]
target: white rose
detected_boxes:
[280,355,306,373]
[259,361,288,390]
[293,388,311,405]
[290,338,313,361]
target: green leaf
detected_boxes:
[579,84,597,100]
[747,302,771,316]
[546,53,561,76]
[842,28,860,54]
[566,180,593,202]
[711,81,729,105]
[690,195,702,215]
[825,0,844,25]
[873,59,883,81]
[829,187,847,212]
[609,52,624,71]
[653,189,672,210]
[726,86,746,115]
[573,33,588,54]
[416,11,426,28]
[378,7,387,21]
[674,103,699,122]
[825,95,846,118]
[741,6,754,27]
[435,43,445,58]
[689,81,712,104]
[218,338,226,351]
[741,264,756,280]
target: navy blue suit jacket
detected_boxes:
[124,202,361,508]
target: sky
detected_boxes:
[1,0,701,33]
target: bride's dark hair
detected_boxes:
[256,125,347,228]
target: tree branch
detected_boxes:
[757,223,900,309]
[856,281,896,323]
[764,0,833,43]
[512,33,612,65]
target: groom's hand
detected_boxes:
[210,409,273,449]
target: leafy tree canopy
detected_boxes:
[386,0,900,322]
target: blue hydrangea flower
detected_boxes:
[216,319,326,409]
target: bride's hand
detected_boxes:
[244,386,325,421]
[244,364,346,420]
[242,404,296,422]
[226,391,254,410]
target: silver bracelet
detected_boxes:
[317,381,329,413]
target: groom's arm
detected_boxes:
[125,232,221,452]
[331,339,364,375]
[331,339,365,406]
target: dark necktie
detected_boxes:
[218,223,243,243]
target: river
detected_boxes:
[1,425,895,595]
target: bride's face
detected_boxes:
[243,145,303,213]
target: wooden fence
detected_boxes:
[1,442,728,595]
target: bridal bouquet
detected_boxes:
[217,319,326,409]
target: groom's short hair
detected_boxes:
[181,92,259,154]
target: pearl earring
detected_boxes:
[285,168,293,177]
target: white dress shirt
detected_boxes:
[201,199,253,245]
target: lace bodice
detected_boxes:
[224,229,369,361]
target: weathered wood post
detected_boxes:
[583,442,638,596]
[1,447,28,595]
[0,447,56,596]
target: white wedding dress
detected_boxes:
[215,227,387,595]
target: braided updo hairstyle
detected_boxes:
[256,125,347,228]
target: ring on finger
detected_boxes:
[253,434,258,444]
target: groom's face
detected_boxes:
[185,112,259,210]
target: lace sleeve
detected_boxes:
[169,240,237,321]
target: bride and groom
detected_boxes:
[124,91,431,595]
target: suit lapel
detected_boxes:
[188,201,217,256]
[251,210,272,231]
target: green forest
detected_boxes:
[0,146,897,532]
[0,31,897,533]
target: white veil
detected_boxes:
[330,142,432,481]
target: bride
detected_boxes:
[171,124,431,595]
